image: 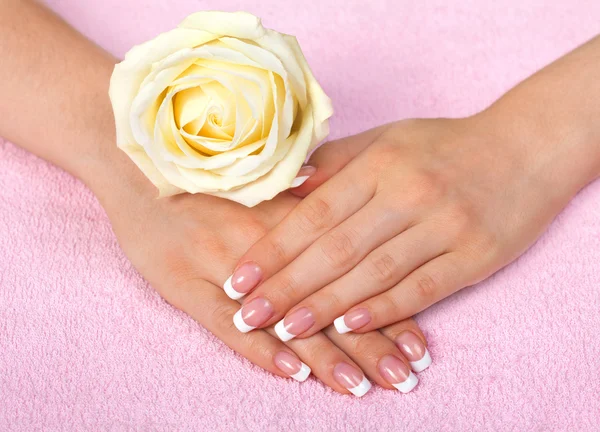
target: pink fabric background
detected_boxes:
[1,0,599,430]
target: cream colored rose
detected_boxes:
[109,11,333,207]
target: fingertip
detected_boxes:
[289,174,323,197]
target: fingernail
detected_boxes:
[274,308,315,342]
[395,331,432,373]
[290,166,316,188]
[224,262,263,300]
[379,355,419,393]
[232,298,274,333]
[333,362,371,397]
[333,308,371,334]
[274,351,312,382]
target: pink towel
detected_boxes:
[2,0,599,430]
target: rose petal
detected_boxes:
[110,28,218,153]
[179,11,266,41]
[212,105,315,206]
[283,35,334,145]
[216,37,296,141]
[256,29,308,107]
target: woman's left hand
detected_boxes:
[225,113,595,339]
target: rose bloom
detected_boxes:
[109,11,333,207]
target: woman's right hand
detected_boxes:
[83,146,432,396]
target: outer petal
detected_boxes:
[256,29,307,107]
[283,35,333,145]
[179,11,266,40]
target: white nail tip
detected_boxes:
[223,275,245,300]
[290,175,310,188]
[233,309,255,333]
[274,320,295,342]
[333,316,352,334]
[348,376,372,397]
[290,363,312,382]
[409,350,432,373]
[392,372,419,394]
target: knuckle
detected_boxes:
[301,338,334,361]
[364,252,397,284]
[265,237,288,265]
[412,273,439,301]
[320,230,358,269]
[241,332,274,359]
[209,302,237,331]
[368,138,402,168]
[444,201,476,236]
[404,172,447,209]
[348,336,380,362]
[475,230,500,259]
[377,294,403,321]
[267,273,300,306]
[295,197,333,233]
[236,219,268,244]
[324,290,345,312]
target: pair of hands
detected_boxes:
[3,0,597,398]
[100,114,576,396]
[99,124,429,396]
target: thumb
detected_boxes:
[290,123,391,197]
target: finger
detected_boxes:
[275,222,448,339]
[325,324,420,394]
[240,197,410,336]
[291,123,393,197]
[170,278,309,381]
[224,161,374,300]
[273,328,371,397]
[254,191,302,228]
[380,320,433,373]
[338,253,469,332]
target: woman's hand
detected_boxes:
[226,30,600,340]
[90,151,431,395]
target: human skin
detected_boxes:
[229,35,600,339]
[0,0,431,395]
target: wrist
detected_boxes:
[475,95,600,205]
[71,128,157,213]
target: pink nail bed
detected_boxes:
[395,331,432,372]
[378,355,419,393]
[274,352,311,382]
[333,363,371,397]
[232,297,274,333]
[274,308,315,341]
[333,308,371,334]
[223,262,262,300]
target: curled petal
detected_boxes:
[179,11,266,40]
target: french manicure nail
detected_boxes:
[395,331,432,373]
[274,351,312,382]
[379,355,419,393]
[224,262,263,300]
[290,166,316,188]
[333,308,371,334]
[333,362,371,397]
[274,308,315,342]
[232,298,274,333]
